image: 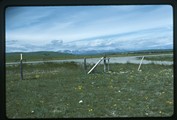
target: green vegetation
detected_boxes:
[6,51,75,62]
[6,50,173,62]
[6,62,173,118]
[139,55,173,61]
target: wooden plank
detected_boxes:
[87,57,104,74]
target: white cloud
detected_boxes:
[6,5,173,53]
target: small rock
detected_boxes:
[79,100,83,103]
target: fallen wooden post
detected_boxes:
[87,57,104,74]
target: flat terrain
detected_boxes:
[6,50,173,63]
[6,53,174,118]
[6,53,173,66]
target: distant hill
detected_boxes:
[58,48,173,55]
[6,49,173,62]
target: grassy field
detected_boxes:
[139,55,173,61]
[6,50,173,62]
[6,62,173,118]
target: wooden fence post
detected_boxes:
[84,57,87,73]
[20,53,23,80]
[103,56,107,72]
[107,57,110,71]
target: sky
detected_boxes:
[5,5,173,53]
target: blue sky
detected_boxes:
[5,5,173,53]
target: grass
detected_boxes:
[6,51,76,62]
[6,62,173,118]
[6,51,173,62]
[137,55,173,61]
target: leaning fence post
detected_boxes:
[138,56,144,71]
[84,57,87,73]
[20,53,23,80]
[87,57,104,74]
